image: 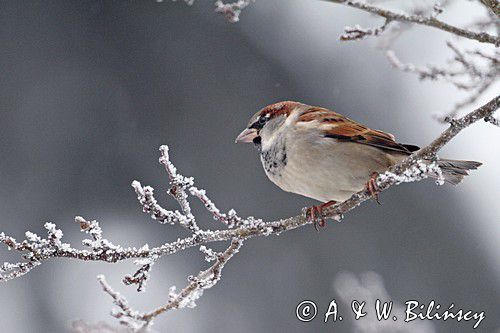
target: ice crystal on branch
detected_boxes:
[1,145,252,330]
[378,160,445,186]
[1,2,498,329]
[1,104,498,328]
[199,245,220,262]
[334,1,499,121]
[123,255,158,292]
[340,19,391,41]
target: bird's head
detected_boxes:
[235,101,304,150]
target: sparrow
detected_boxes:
[235,101,481,227]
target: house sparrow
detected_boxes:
[235,101,481,227]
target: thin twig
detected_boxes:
[2,1,499,330]
[1,94,497,328]
[327,0,499,45]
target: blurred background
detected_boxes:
[0,1,498,332]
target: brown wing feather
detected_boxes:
[298,107,418,154]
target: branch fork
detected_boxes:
[2,94,497,331]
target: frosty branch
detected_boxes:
[1,94,498,330]
[185,0,498,118]
[330,0,499,45]
[171,0,253,23]
[332,0,499,121]
[1,1,499,331]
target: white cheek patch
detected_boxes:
[260,116,287,151]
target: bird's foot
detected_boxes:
[304,200,337,231]
[365,172,381,204]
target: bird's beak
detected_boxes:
[235,128,258,143]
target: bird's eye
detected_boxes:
[250,115,268,130]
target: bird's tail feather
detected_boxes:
[436,159,482,185]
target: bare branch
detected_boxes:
[485,115,500,126]
[340,18,392,41]
[479,0,500,16]
[1,2,498,331]
[189,187,243,227]
[328,0,499,45]
[122,256,157,293]
[334,1,499,122]
[385,50,461,81]
[98,238,243,330]
[437,76,496,122]
[141,237,243,320]
[386,38,498,121]
[318,94,499,220]
[1,93,497,328]
[0,216,241,279]
[2,95,497,266]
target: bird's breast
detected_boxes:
[259,131,397,202]
[260,137,287,178]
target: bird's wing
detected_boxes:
[297,107,419,154]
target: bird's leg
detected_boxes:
[304,200,337,230]
[365,172,381,204]
[305,205,322,231]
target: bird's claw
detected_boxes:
[366,172,381,204]
[305,205,325,231]
[303,200,338,231]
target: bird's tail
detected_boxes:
[436,159,482,185]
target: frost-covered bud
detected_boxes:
[168,285,178,303]
[44,222,63,246]
[199,245,219,262]
[25,231,41,243]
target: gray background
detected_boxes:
[0,1,498,332]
